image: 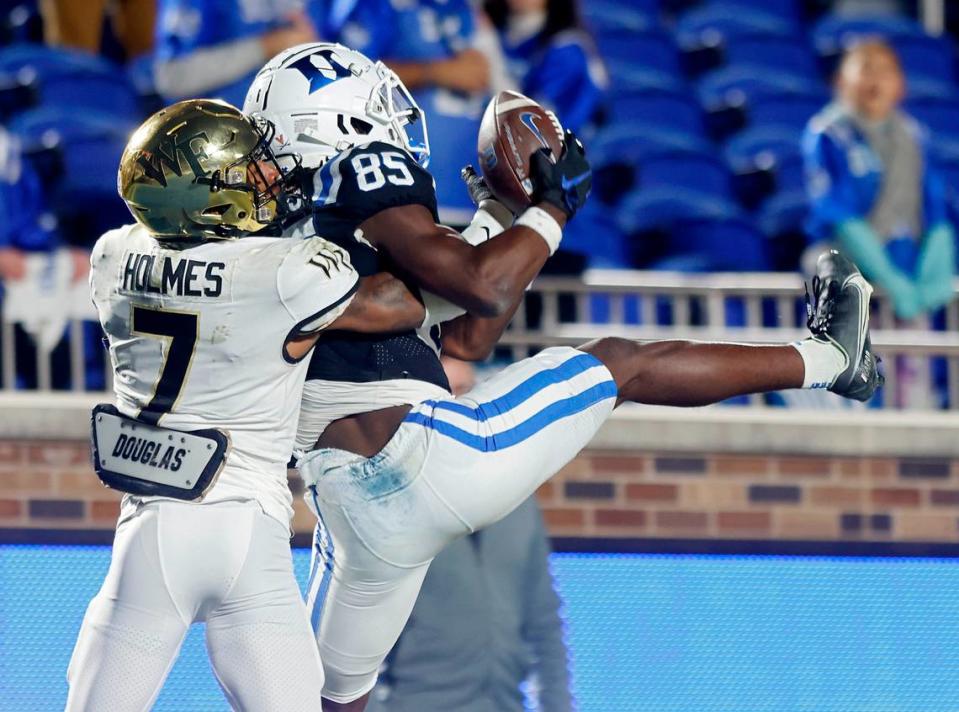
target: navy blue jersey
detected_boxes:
[306,142,450,390]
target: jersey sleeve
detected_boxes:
[311,141,439,225]
[277,236,360,335]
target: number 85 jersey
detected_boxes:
[89,223,358,528]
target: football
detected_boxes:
[476,90,564,214]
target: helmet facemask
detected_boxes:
[367,62,430,168]
[196,117,305,234]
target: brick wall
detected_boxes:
[2,439,958,544]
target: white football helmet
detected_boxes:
[244,42,429,171]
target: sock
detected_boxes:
[792,338,847,389]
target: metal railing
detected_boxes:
[4,268,959,408]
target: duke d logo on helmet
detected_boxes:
[289,49,352,94]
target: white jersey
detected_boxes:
[90,223,358,527]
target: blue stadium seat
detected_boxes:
[748,94,824,131]
[581,0,659,34]
[722,35,820,78]
[812,14,928,56]
[619,187,744,234]
[561,200,630,268]
[612,66,688,94]
[759,189,808,237]
[890,35,956,85]
[9,106,132,208]
[8,107,133,245]
[724,125,802,174]
[610,88,704,134]
[639,150,733,199]
[593,123,713,165]
[599,29,681,74]
[619,191,769,271]
[618,187,749,268]
[905,96,959,140]
[697,66,824,113]
[713,0,802,21]
[0,44,141,120]
[676,2,798,52]
[591,125,713,204]
[663,216,770,271]
[757,188,809,270]
[771,152,805,193]
[908,76,959,101]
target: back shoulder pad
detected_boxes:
[275,236,359,335]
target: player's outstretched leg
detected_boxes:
[297,251,880,712]
[581,250,881,407]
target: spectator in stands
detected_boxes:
[366,357,573,712]
[317,0,495,227]
[0,126,60,279]
[484,0,607,134]
[385,1,497,226]
[0,125,94,390]
[803,41,956,322]
[154,0,318,107]
[40,0,155,58]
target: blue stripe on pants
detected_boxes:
[309,489,334,634]
[420,352,605,423]
[404,380,617,451]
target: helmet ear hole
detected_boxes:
[202,204,231,217]
[349,117,373,135]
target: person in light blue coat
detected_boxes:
[803,40,955,321]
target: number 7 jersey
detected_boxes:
[89,223,359,528]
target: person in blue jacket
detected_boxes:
[0,125,67,285]
[315,0,494,227]
[0,125,101,390]
[803,40,955,321]
[154,0,318,107]
[483,0,606,134]
[483,0,610,266]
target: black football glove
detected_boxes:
[460,164,494,207]
[460,164,513,228]
[529,129,592,219]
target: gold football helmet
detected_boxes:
[118,99,293,239]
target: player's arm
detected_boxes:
[436,169,527,360]
[280,237,425,361]
[362,134,589,318]
[326,272,424,333]
[439,308,517,361]
[362,202,555,318]
[285,273,425,361]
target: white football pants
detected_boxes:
[298,346,617,703]
[66,499,325,711]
